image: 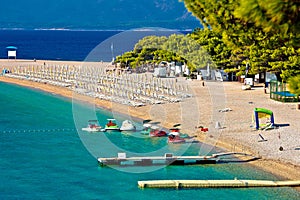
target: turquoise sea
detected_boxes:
[1,82,300,199]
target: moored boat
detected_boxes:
[167,128,186,143]
[169,128,190,138]
[149,126,168,137]
[140,123,152,135]
[82,120,103,132]
[105,119,120,131]
[168,134,186,143]
[120,120,136,131]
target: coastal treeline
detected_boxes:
[116,0,300,83]
[115,33,229,72]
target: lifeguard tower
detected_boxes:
[6,46,17,60]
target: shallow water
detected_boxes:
[0,82,299,199]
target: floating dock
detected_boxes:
[97,152,258,166]
[138,180,300,189]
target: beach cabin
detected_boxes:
[198,69,227,81]
[153,67,167,78]
[6,46,17,60]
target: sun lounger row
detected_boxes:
[5,64,192,106]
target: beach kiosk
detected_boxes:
[6,46,17,60]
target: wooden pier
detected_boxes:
[97,152,258,166]
[138,179,300,189]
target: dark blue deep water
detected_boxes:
[0,29,190,62]
[0,30,120,61]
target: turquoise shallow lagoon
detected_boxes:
[0,82,299,199]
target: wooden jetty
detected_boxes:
[138,179,300,189]
[97,152,258,166]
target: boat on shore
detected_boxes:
[120,120,136,131]
[140,123,152,135]
[170,128,192,138]
[82,120,104,132]
[149,126,168,137]
[167,128,198,144]
[167,128,186,143]
[105,119,120,131]
[168,134,186,143]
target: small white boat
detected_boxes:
[120,120,136,131]
[82,120,103,132]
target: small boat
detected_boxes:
[168,134,186,143]
[120,120,136,131]
[167,128,186,143]
[149,126,168,137]
[140,123,152,135]
[82,120,103,132]
[169,128,180,134]
[105,119,120,131]
[169,128,190,138]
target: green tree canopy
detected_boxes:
[181,0,300,80]
[288,75,300,95]
[117,33,217,71]
[189,28,232,69]
[235,0,300,36]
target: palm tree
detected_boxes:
[288,75,300,109]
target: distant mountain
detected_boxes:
[0,0,201,30]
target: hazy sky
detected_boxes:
[0,0,200,30]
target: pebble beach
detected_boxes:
[1,59,300,186]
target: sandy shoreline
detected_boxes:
[1,59,300,187]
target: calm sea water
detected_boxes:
[0,82,300,199]
[0,29,190,62]
[0,30,300,199]
[0,30,120,61]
